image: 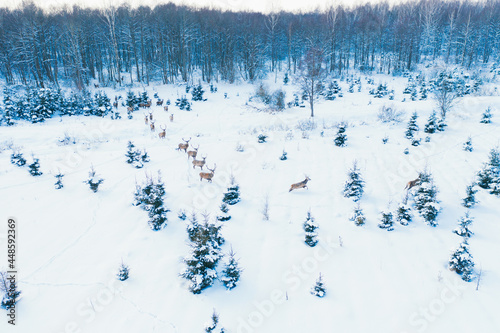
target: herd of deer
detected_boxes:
[176,137,216,183]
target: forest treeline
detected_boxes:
[0,0,499,89]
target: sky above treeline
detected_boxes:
[0,0,393,13]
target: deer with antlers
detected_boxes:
[156,99,164,106]
[149,112,153,121]
[187,145,199,160]
[289,176,311,192]
[158,125,166,139]
[145,100,152,108]
[192,155,206,169]
[199,164,216,183]
[405,175,421,191]
[127,106,133,113]
[144,114,149,125]
[150,120,155,132]
[177,138,190,152]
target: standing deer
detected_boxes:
[187,145,199,159]
[169,113,174,122]
[192,155,207,169]
[289,176,311,192]
[164,106,169,112]
[157,99,164,106]
[149,112,153,121]
[199,164,216,182]
[127,106,133,113]
[144,114,149,125]
[113,101,118,109]
[158,125,166,139]
[150,120,155,132]
[405,175,421,191]
[177,138,190,152]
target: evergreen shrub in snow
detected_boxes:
[220,248,242,290]
[453,211,474,239]
[28,157,42,176]
[378,211,394,231]
[10,151,26,166]
[85,166,104,193]
[477,147,500,193]
[311,273,326,298]
[449,240,474,282]
[133,173,169,231]
[462,182,478,208]
[413,170,440,226]
[303,210,319,247]
[117,262,130,281]
[350,204,366,226]
[395,203,412,226]
[343,161,364,201]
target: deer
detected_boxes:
[187,145,199,160]
[144,114,149,125]
[127,106,133,113]
[113,101,118,109]
[199,164,216,183]
[164,106,169,112]
[158,125,166,139]
[145,100,152,108]
[149,112,153,121]
[156,99,164,106]
[177,138,190,152]
[169,113,174,122]
[405,175,421,191]
[289,176,311,192]
[94,83,99,88]
[192,155,206,169]
[150,120,155,132]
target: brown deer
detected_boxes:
[150,120,155,132]
[164,106,169,112]
[187,145,199,159]
[199,164,216,183]
[405,175,421,191]
[149,112,153,121]
[169,113,174,122]
[158,125,166,139]
[177,138,191,152]
[156,99,164,106]
[145,100,152,108]
[289,176,311,192]
[113,101,118,109]
[127,106,133,113]
[144,114,149,125]
[192,155,206,169]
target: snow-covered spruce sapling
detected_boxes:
[311,273,326,298]
[191,84,205,101]
[477,147,500,190]
[413,170,440,226]
[28,157,43,176]
[449,240,474,282]
[378,211,394,231]
[262,195,270,221]
[437,116,447,132]
[411,138,421,146]
[463,137,473,152]
[10,151,26,166]
[462,182,478,208]
[217,203,231,222]
[258,134,267,143]
[350,204,366,226]
[334,125,347,147]
[186,212,201,241]
[133,173,169,231]
[117,262,130,281]
[54,171,64,189]
[204,309,224,333]
[0,271,21,310]
[303,210,319,247]
[223,178,240,205]
[85,166,104,193]
[125,141,145,168]
[453,211,474,239]
[480,107,492,124]
[395,202,412,226]
[220,248,242,290]
[283,72,289,85]
[382,135,389,144]
[280,150,288,160]
[343,161,365,202]
[178,209,187,220]
[424,111,438,134]
[181,217,223,294]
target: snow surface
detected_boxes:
[1,74,500,333]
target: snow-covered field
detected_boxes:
[1,74,500,333]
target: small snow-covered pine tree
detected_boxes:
[223,179,241,205]
[462,182,478,208]
[395,202,412,226]
[0,272,21,310]
[378,211,394,231]
[217,203,231,222]
[10,151,26,166]
[204,309,224,333]
[28,157,43,176]
[311,273,326,298]
[186,212,201,242]
[181,218,223,294]
[54,171,64,189]
[477,147,500,191]
[424,111,438,134]
[453,211,474,238]
[334,126,347,147]
[85,166,104,193]
[191,84,205,101]
[221,248,242,290]
[343,161,364,201]
[463,136,473,152]
[350,203,366,226]
[480,107,492,124]
[117,262,130,281]
[413,170,440,226]
[125,141,144,168]
[405,112,419,139]
[449,240,474,282]
[133,173,168,231]
[303,210,319,247]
